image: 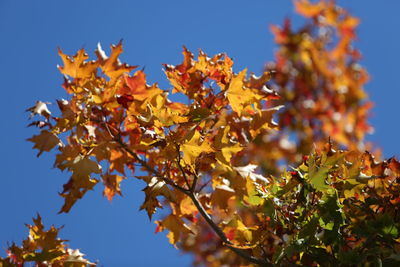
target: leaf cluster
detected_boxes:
[14,0,400,266]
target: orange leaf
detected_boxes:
[58,48,98,79]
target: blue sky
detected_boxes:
[1,1,399,266]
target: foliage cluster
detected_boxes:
[2,1,400,266]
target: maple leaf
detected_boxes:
[249,106,281,138]
[150,95,189,127]
[306,152,340,192]
[60,155,102,178]
[118,70,162,104]
[214,126,243,167]
[59,177,99,213]
[225,69,268,116]
[95,41,137,82]
[7,214,68,264]
[58,48,98,79]
[28,130,62,157]
[102,173,125,202]
[181,130,214,167]
[140,177,176,220]
[109,149,130,175]
[26,101,51,119]
[5,215,95,266]
[163,46,195,94]
[155,215,191,245]
[57,156,101,213]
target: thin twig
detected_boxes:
[175,144,191,191]
[115,137,272,266]
[190,171,200,192]
[197,178,211,193]
[114,138,189,195]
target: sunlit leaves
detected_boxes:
[0,215,94,266]
[23,1,400,266]
[180,130,214,167]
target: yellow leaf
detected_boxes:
[179,196,197,215]
[214,126,243,167]
[226,69,266,116]
[155,215,191,245]
[181,130,214,166]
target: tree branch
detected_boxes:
[114,138,189,195]
[115,137,272,266]
[187,192,273,267]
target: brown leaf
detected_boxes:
[28,130,62,157]
[102,173,125,202]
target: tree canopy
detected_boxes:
[2,1,400,266]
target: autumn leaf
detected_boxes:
[56,156,101,213]
[95,41,137,82]
[214,126,243,167]
[307,154,331,192]
[140,177,176,220]
[294,0,324,18]
[59,155,102,178]
[120,71,161,102]
[210,185,235,210]
[181,130,214,167]
[58,48,98,79]
[26,101,51,119]
[155,215,191,245]
[102,173,125,202]
[4,215,95,266]
[179,196,198,215]
[225,69,270,116]
[28,130,62,157]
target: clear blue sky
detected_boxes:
[1,1,399,266]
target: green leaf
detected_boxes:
[307,155,331,192]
